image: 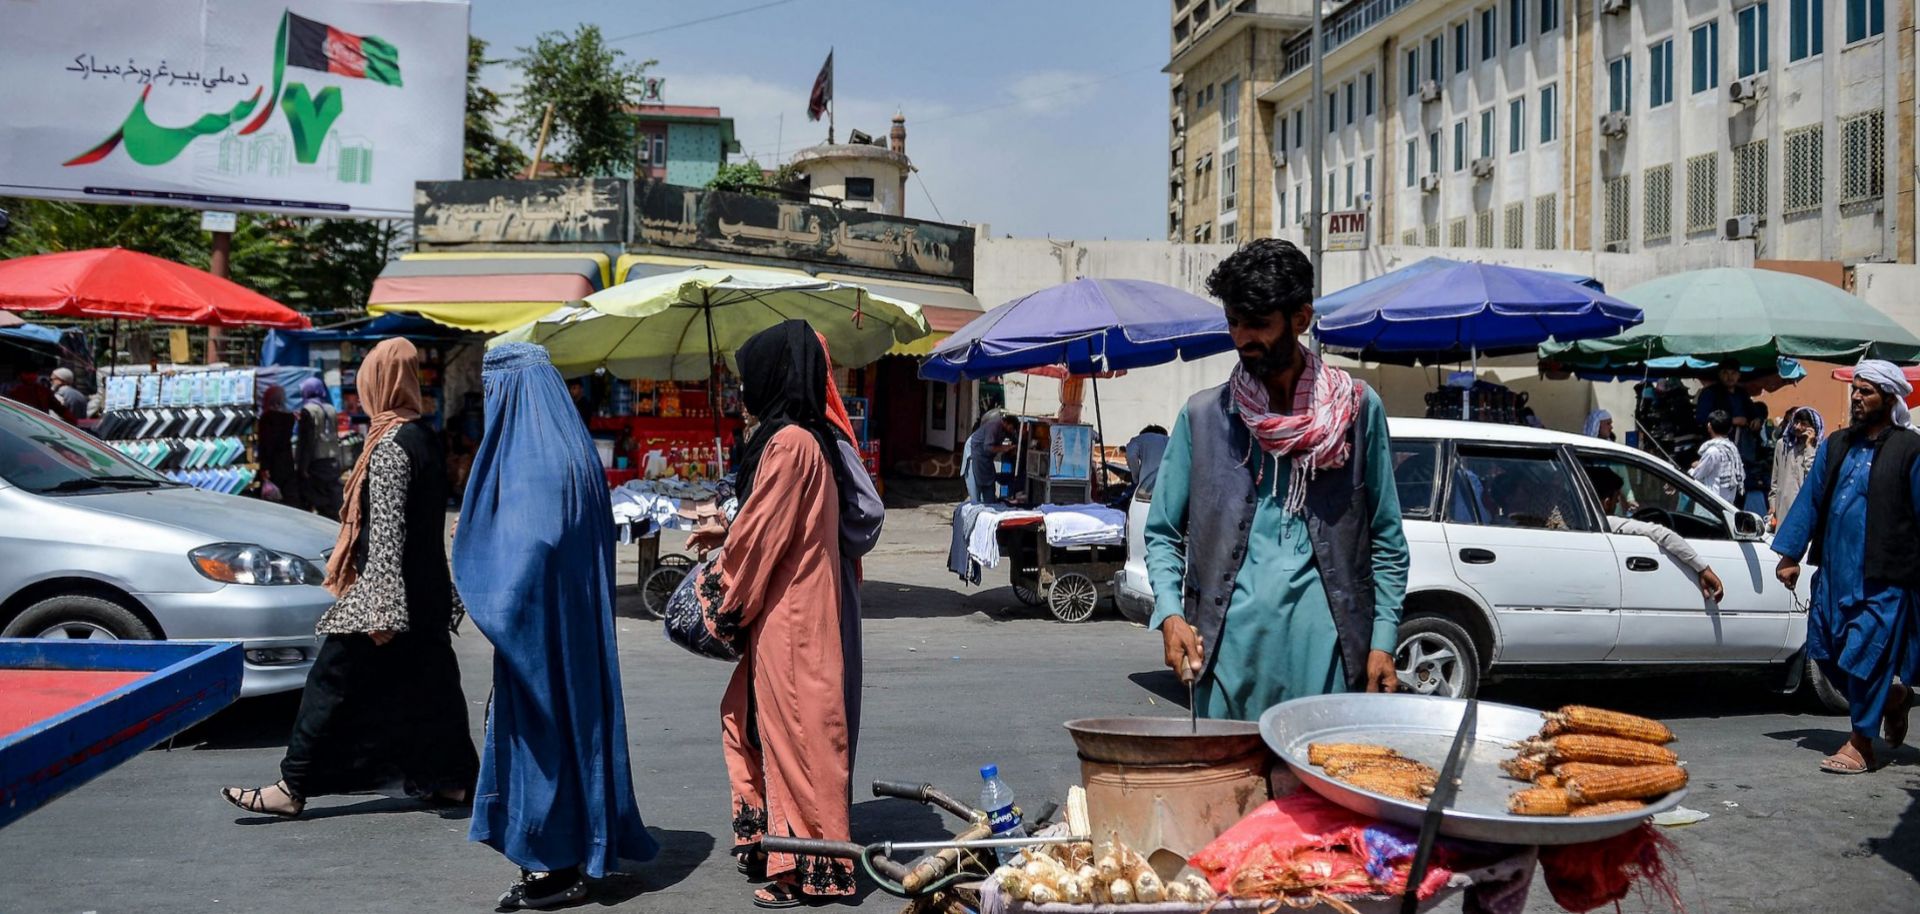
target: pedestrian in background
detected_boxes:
[255,384,296,503]
[963,408,1018,504]
[221,339,476,818]
[1771,406,1824,527]
[454,343,657,910]
[49,368,87,420]
[1581,408,1614,440]
[293,377,345,518]
[1696,359,1753,435]
[1691,410,1744,505]
[689,320,864,908]
[1773,361,1920,774]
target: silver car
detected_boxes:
[0,397,337,696]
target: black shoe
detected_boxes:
[498,867,588,911]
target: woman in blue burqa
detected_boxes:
[454,342,658,909]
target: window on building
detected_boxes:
[1297,184,1305,222]
[1645,164,1673,242]
[1454,120,1469,171]
[1608,55,1632,114]
[1508,0,1527,47]
[1277,188,1286,225]
[1365,156,1374,196]
[1328,90,1338,132]
[1426,223,1441,247]
[1169,212,1181,239]
[1476,209,1494,247]
[1691,22,1720,93]
[1449,217,1469,248]
[1686,153,1719,233]
[1221,221,1237,244]
[1328,170,1338,210]
[1345,163,1355,207]
[1428,130,1441,175]
[846,176,875,201]
[649,135,667,167]
[1429,35,1444,83]
[1509,97,1526,152]
[1221,147,1239,213]
[1403,228,1421,245]
[1536,193,1559,249]
[1346,81,1356,126]
[1603,176,1630,248]
[1540,0,1559,33]
[1455,22,1470,73]
[1406,48,1421,96]
[1406,138,1419,187]
[1365,71,1376,116]
[1789,0,1824,62]
[1650,39,1673,108]
[1539,84,1558,143]
[1504,202,1525,249]
[1847,0,1886,43]
[1784,125,1823,214]
[1294,110,1304,147]
[1841,110,1886,204]
[1733,139,1768,216]
[1738,3,1770,78]
[1480,109,1494,157]
[1221,78,1241,141]
[1480,7,1498,60]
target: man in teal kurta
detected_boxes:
[1144,240,1408,722]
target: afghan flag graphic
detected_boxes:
[285,11,402,86]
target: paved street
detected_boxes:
[4,505,1918,914]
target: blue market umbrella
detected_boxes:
[919,278,1232,383]
[1315,258,1640,364]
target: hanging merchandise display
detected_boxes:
[97,367,260,494]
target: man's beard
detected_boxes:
[1853,399,1892,427]
[1239,341,1296,377]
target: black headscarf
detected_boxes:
[733,320,848,506]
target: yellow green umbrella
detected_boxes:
[493,266,930,379]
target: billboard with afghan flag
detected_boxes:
[0,1,467,219]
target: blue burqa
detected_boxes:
[455,343,658,876]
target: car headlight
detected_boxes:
[190,543,325,586]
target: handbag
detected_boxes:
[662,553,741,661]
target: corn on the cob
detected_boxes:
[1536,774,1562,789]
[1520,734,1678,767]
[1323,755,1437,778]
[1564,764,1688,804]
[1570,799,1651,817]
[1552,762,1626,781]
[1509,787,1575,816]
[1500,756,1548,782]
[1308,742,1400,766]
[1335,767,1436,801]
[1544,706,1676,744]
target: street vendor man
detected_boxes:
[1144,239,1409,722]
[1773,361,1920,774]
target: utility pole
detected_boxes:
[1308,0,1325,299]
[203,210,235,365]
[525,103,556,178]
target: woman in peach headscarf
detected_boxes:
[221,338,477,819]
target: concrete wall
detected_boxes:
[972,237,1757,440]
[795,157,909,216]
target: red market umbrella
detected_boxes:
[1832,364,1920,408]
[0,248,310,329]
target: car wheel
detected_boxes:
[1802,656,1850,715]
[1395,615,1481,699]
[3,594,157,642]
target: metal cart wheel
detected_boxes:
[1013,584,1042,606]
[640,564,689,620]
[1046,572,1100,623]
[657,553,695,570]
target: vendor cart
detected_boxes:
[616,518,694,620]
[996,418,1126,623]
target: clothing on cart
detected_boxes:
[1039,504,1127,546]
[454,342,658,878]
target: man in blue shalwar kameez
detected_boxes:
[1773,361,1920,774]
[1145,240,1408,722]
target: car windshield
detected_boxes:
[0,398,175,494]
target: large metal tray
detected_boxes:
[1260,694,1687,846]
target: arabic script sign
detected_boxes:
[414,179,627,244]
[0,0,468,218]
[633,181,974,280]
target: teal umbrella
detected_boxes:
[1540,268,1920,366]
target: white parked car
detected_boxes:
[1116,418,1844,711]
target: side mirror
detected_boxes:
[1733,510,1766,542]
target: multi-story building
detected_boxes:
[630,103,742,186]
[1166,0,1315,245]
[1254,0,1913,264]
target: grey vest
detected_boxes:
[1180,382,1379,691]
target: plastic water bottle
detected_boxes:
[978,764,1027,865]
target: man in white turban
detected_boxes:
[1773,360,1920,773]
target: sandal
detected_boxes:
[752,881,811,909]
[220,781,304,819]
[737,846,769,881]
[497,867,589,911]
[1885,685,1912,748]
[1820,749,1873,774]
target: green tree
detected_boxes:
[465,36,529,180]
[510,25,655,178]
[707,160,769,194]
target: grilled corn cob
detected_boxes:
[1322,755,1438,779]
[1500,756,1549,782]
[1570,799,1651,817]
[1308,742,1400,766]
[1564,764,1688,804]
[1544,706,1676,744]
[1508,787,1575,816]
[1334,766,1436,801]
[1552,762,1626,781]
[1536,774,1562,789]
[1519,734,1678,767]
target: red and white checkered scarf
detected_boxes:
[1230,345,1363,514]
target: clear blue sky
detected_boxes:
[470,0,1167,240]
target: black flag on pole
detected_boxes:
[807,50,833,121]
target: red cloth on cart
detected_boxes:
[1190,792,1458,899]
[0,670,147,739]
[1538,823,1684,913]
